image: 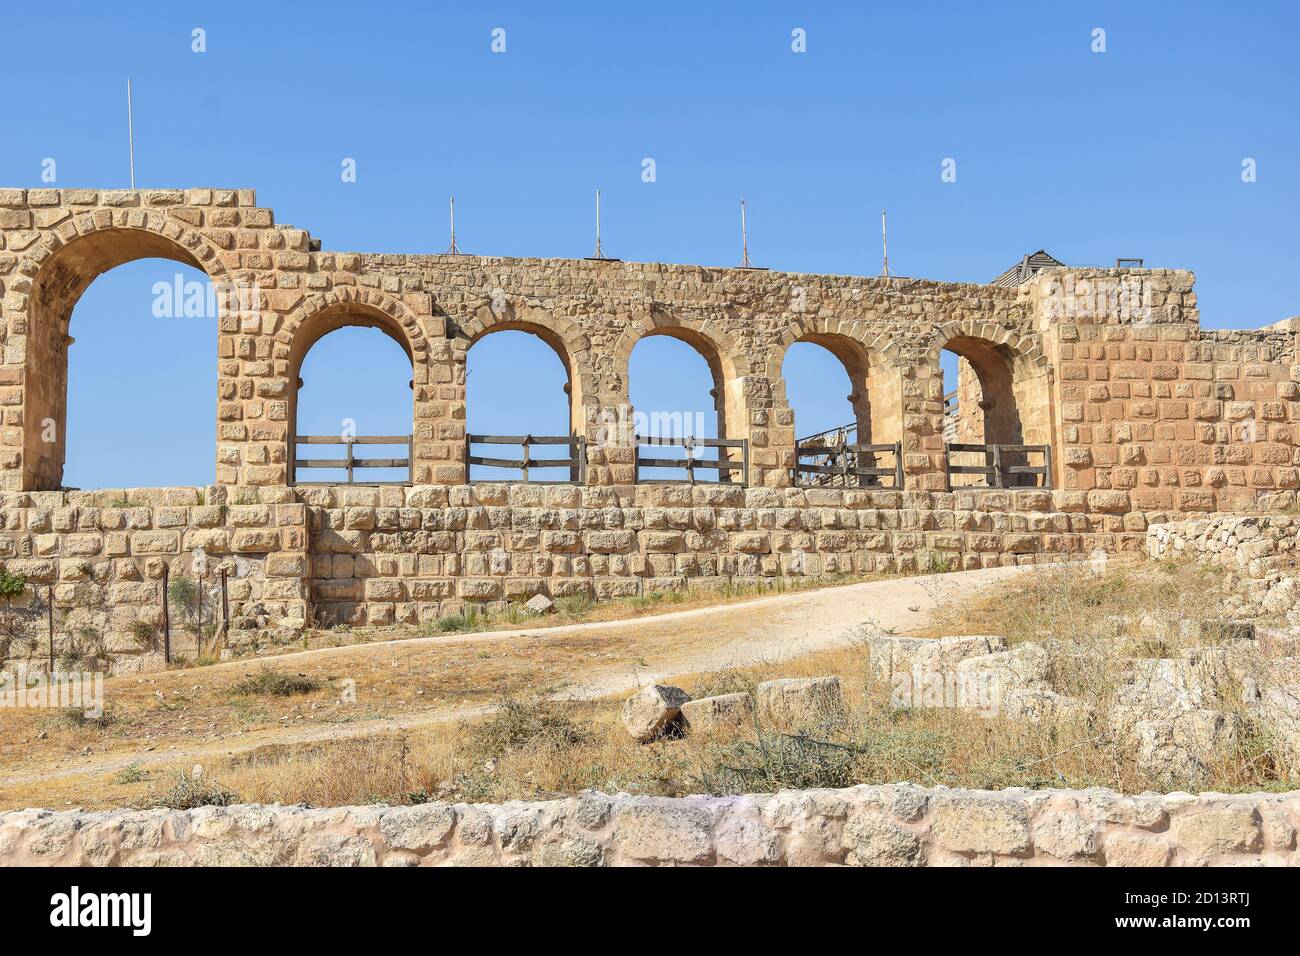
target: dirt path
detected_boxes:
[0,564,1028,796]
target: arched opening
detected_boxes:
[782,334,901,488]
[629,330,738,483]
[939,335,1048,488]
[287,304,415,485]
[466,327,578,482]
[25,229,223,491]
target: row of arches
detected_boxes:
[20,222,1049,489]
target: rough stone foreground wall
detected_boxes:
[303,483,1172,626]
[2,785,1296,866]
[0,487,306,670]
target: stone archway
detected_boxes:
[281,289,431,485]
[14,215,235,490]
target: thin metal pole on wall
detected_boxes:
[126,78,136,190]
[221,568,229,635]
[47,586,55,672]
[162,565,171,664]
[881,209,889,277]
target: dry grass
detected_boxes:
[168,558,1299,806]
[9,558,1297,810]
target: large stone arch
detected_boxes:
[768,316,905,449]
[280,288,432,485]
[610,309,757,483]
[928,319,1055,486]
[455,302,594,438]
[14,213,236,491]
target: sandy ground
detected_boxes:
[0,564,1028,804]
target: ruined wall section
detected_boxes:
[301,482,1165,628]
[1030,270,1297,513]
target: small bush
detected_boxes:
[114,763,149,785]
[53,707,116,731]
[129,620,160,653]
[230,668,323,697]
[144,772,237,810]
[555,595,596,617]
[695,728,862,795]
[467,697,594,759]
[434,607,480,634]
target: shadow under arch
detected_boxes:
[23,225,232,491]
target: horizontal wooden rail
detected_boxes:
[944,442,1052,490]
[293,435,413,485]
[634,435,748,486]
[794,440,903,488]
[466,434,586,484]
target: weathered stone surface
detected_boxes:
[681,693,755,735]
[756,677,843,726]
[1131,709,1238,787]
[929,794,1032,858]
[1,786,1296,866]
[524,593,554,615]
[621,684,691,743]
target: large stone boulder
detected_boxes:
[756,677,843,727]
[681,693,755,735]
[1133,709,1238,788]
[954,642,1051,708]
[866,634,1006,681]
[621,685,691,743]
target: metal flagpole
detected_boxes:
[740,199,751,268]
[593,188,604,259]
[127,79,136,190]
[881,209,889,277]
[446,196,461,254]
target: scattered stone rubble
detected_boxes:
[619,613,1300,789]
[621,677,844,742]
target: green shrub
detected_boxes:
[230,668,323,697]
[144,772,237,810]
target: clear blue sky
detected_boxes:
[4,1,1295,487]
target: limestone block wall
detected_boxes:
[3,187,1294,508]
[1,785,1294,866]
[303,482,1168,627]
[0,486,306,670]
[1032,272,1297,512]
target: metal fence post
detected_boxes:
[47,585,55,672]
[162,564,171,665]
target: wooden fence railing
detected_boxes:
[635,435,748,485]
[944,443,1052,489]
[293,435,413,485]
[466,434,586,484]
[794,440,903,488]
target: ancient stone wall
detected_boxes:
[301,483,1170,627]
[1,188,1295,507]
[1148,513,1300,573]
[1,784,1293,866]
[0,486,306,671]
